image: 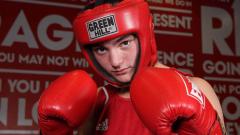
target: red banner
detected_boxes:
[0,0,239,135]
[149,0,239,134]
[0,0,89,134]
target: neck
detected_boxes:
[111,62,168,99]
[118,90,130,98]
[154,61,169,68]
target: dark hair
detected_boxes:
[84,0,121,10]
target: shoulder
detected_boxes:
[188,77,220,111]
[188,77,218,103]
[189,77,214,96]
[188,76,225,126]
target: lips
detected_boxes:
[112,67,131,76]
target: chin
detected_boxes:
[116,76,131,83]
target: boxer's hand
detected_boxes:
[130,67,223,135]
[38,70,97,135]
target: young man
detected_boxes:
[38,0,226,134]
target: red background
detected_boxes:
[0,0,239,135]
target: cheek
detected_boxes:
[129,46,139,64]
[94,55,110,69]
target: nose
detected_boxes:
[109,49,123,69]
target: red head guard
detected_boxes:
[73,0,157,86]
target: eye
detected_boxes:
[93,46,107,55]
[120,40,130,48]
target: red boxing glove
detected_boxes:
[130,67,223,135]
[38,70,97,135]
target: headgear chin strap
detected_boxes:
[74,0,157,87]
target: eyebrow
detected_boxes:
[90,34,134,48]
[115,34,133,43]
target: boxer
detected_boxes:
[38,0,226,134]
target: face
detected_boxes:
[92,35,139,83]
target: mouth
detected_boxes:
[112,67,132,76]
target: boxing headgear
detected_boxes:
[73,0,157,86]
